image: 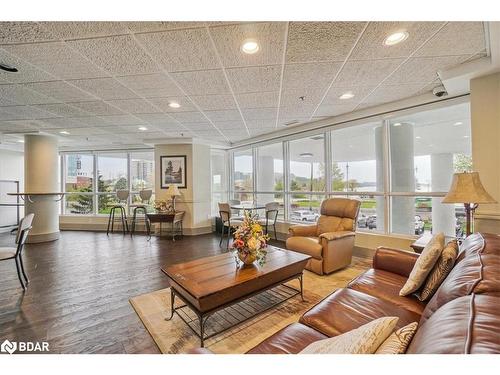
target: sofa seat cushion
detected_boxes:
[407,294,500,354]
[348,269,426,315]
[299,288,421,337]
[286,237,323,260]
[246,323,327,354]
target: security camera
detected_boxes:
[432,85,448,98]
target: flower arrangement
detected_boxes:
[232,211,269,266]
[153,199,173,213]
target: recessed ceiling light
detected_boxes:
[339,91,355,100]
[463,135,470,138]
[138,126,148,131]
[168,101,181,109]
[241,39,260,54]
[0,62,18,72]
[17,139,24,143]
[415,136,421,139]
[59,130,70,135]
[393,122,402,126]
[454,122,463,126]
[384,31,409,46]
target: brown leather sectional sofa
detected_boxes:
[241,232,499,354]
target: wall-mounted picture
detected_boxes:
[160,155,187,189]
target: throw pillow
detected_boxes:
[400,232,445,296]
[416,240,459,301]
[300,317,399,354]
[375,322,418,354]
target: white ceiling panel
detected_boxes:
[116,73,183,98]
[225,65,281,93]
[67,35,159,76]
[31,103,93,117]
[0,84,57,105]
[188,94,237,111]
[147,97,197,112]
[280,88,324,108]
[67,101,125,116]
[136,28,219,72]
[0,120,39,133]
[97,114,146,126]
[40,22,128,40]
[39,117,88,129]
[106,98,161,114]
[286,22,366,63]
[360,84,426,106]
[209,22,287,67]
[170,69,230,95]
[0,49,56,83]
[278,105,316,120]
[69,78,138,100]
[25,81,96,103]
[204,109,242,122]
[334,58,404,87]
[242,108,277,120]
[0,105,54,121]
[123,22,204,33]
[168,111,206,123]
[314,103,359,117]
[321,86,376,106]
[282,62,342,91]
[235,92,279,109]
[212,120,246,130]
[135,113,178,125]
[246,119,276,128]
[0,22,57,45]
[181,122,214,131]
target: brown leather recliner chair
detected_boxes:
[286,198,361,275]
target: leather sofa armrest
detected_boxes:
[186,347,215,354]
[373,247,419,278]
[289,224,317,237]
[319,231,356,241]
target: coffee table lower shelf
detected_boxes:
[165,273,304,347]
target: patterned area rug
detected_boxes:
[130,256,371,354]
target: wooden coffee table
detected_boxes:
[161,246,310,346]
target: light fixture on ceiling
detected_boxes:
[59,130,70,135]
[463,135,470,138]
[138,126,148,131]
[241,39,260,54]
[416,136,421,139]
[454,122,463,126]
[299,152,313,158]
[339,91,355,100]
[17,139,24,143]
[168,101,181,109]
[384,31,409,46]
[393,122,402,126]
[0,62,18,72]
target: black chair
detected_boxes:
[258,202,279,240]
[0,213,34,290]
[106,190,130,235]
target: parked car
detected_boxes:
[366,215,377,229]
[357,214,368,228]
[366,214,425,235]
[291,210,320,222]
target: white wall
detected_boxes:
[0,149,24,231]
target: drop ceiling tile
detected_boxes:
[225,65,281,93]
[182,122,214,131]
[350,22,444,60]
[123,22,204,33]
[106,98,161,114]
[212,120,246,130]
[25,81,96,102]
[168,111,206,123]
[66,116,111,127]
[209,22,286,67]
[246,119,276,128]
[32,103,93,117]
[54,126,111,136]
[277,117,309,127]
[67,35,159,76]
[135,113,178,125]
[235,91,279,109]
[39,117,88,128]
[279,88,324,108]
[278,105,315,119]
[205,109,242,122]
[314,103,358,117]
[383,55,470,85]
[322,86,376,106]
[40,22,128,40]
[361,84,426,105]
[286,22,366,63]
[0,49,56,83]
[415,22,486,57]
[170,69,230,95]
[116,73,182,98]
[136,28,219,72]
[189,94,236,111]
[98,114,146,126]
[0,84,57,105]
[282,62,342,91]
[242,107,277,120]
[0,120,39,133]
[69,78,138,100]
[0,105,55,121]
[147,97,197,112]
[3,42,109,80]
[0,22,58,44]
[0,96,19,106]
[334,58,404,86]
[68,101,125,116]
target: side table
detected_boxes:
[146,211,185,241]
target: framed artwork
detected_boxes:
[160,155,187,189]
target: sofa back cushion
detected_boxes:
[407,294,500,354]
[316,198,360,235]
[420,233,500,323]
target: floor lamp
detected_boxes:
[442,172,497,237]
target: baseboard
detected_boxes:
[60,222,212,236]
[27,231,60,243]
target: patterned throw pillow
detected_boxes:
[300,317,399,354]
[375,322,418,354]
[400,232,445,296]
[416,240,459,301]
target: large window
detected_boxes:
[211,149,228,215]
[62,150,154,215]
[226,99,471,237]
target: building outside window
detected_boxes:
[232,148,253,203]
[211,149,228,216]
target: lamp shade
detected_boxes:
[167,184,181,197]
[442,172,497,204]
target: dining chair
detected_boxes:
[228,199,243,219]
[0,213,34,290]
[218,202,244,249]
[258,202,280,240]
[106,190,130,235]
[130,189,152,235]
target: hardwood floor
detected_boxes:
[0,230,237,354]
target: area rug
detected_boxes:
[130,256,371,354]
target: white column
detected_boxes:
[431,153,455,236]
[24,134,60,243]
[374,126,385,231]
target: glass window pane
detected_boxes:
[65,193,93,214]
[289,135,325,192]
[232,192,254,204]
[130,152,154,191]
[97,153,128,192]
[233,149,253,192]
[289,194,324,223]
[256,193,284,220]
[65,154,93,192]
[211,150,227,192]
[331,122,381,192]
[97,194,119,214]
[256,143,283,192]
[389,102,471,193]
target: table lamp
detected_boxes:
[442,172,497,236]
[167,184,181,212]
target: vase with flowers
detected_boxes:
[231,211,269,266]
